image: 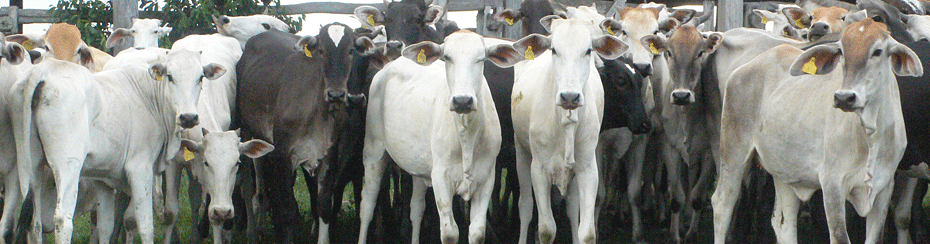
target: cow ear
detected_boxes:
[703,32,723,54]
[889,43,923,77]
[159,26,173,35]
[593,35,628,60]
[77,46,95,71]
[790,43,842,76]
[106,28,133,49]
[495,9,522,26]
[657,18,680,36]
[295,35,318,58]
[845,10,868,25]
[782,7,811,29]
[640,34,667,56]
[203,63,226,80]
[753,10,778,27]
[513,34,550,61]
[6,34,43,50]
[669,9,696,24]
[355,6,385,29]
[600,18,623,36]
[539,15,564,33]
[150,63,168,81]
[402,41,441,66]
[424,5,444,26]
[782,26,801,39]
[240,139,275,158]
[355,36,376,55]
[2,43,28,65]
[487,44,523,68]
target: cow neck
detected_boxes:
[453,89,488,201]
[850,67,906,208]
[123,68,182,160]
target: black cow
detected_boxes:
[233,24,375,243]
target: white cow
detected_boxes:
[106,18,172,49]
[510,18,627,244]
[357,30,522,244]
[716,19,921,244]
[0,38,33,244]
[10,50,225,244]
[212,15,293,50]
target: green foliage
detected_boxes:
[50,0,304,51]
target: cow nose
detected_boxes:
[558,92,582,110]
[834,91,857,110]
[347,94,367,107]
[221,16,230,24]
[451,95,475,114]
[209,206,234,221]
[326,90,346,102]
[633,63,653,76]
[809,23,829,41]
[671,91,692,105]
[178,114,199,128]
[386,41,403,50]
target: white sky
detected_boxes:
[3,0,477,36]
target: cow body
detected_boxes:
[0,40,32,243]
[715,19,921,244]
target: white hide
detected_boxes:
[214,15,292,49]
[106,18,172,48]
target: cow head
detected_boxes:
[601,7,665,76]
[295,23,376,106]
[644,25,722,106]
[150,50,226,128]
[213,14,294,49]
[494,0,557,36]
[790,19,922,113]
[1,35,29,65]
[514,18,627,110]
[860,0,915,42]
[354,0,445,46]
[106,18,172,49]
[600,56,651,134]
[402,30,523,114]
[755,8,807,40]
[903,14,930,42]
[801,7,868,42]
[7,23,95,70]
[180,129,273,223]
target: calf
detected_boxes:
[358,30,522,244]
[510,17,627,244]
[7,23,112,72]
[716,19,921,244]
[106,18,172,49]
[10,50,224,244]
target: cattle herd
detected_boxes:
[0,0,929,243]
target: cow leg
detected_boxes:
[0,169,22,244]
[46,154,85,243]
[514,144,534,244]
[92,184,116,244]
[710,151,752,243]
[686,152,715,241]
[626,134,649,243]
[575,154,598,244]
[531,159,556,244]
[566,175,580,243]
[893,176,918,244]
[468,165,495,244]
[126,161,155,244]
[358,149,388,244]
[162,161,182,244]
[821,182,851,244]
[662,143,686,243]
[410,178,428,244]
[770,179,800,243]
[864,181,894,244]
[430,165,460,244]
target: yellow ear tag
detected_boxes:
[760,16,769,24]
[505,17,514,26]
[22,40,34,50]
[156,74,163,81]
[183,147,195,161]
[417,49,427,63]
[367,15,376,26]
[795,19,804,28]
[649,42,659,54]
[802,57,818,74]
[606,25,615,35]
[304,45,313,58]
[525,46,535,60]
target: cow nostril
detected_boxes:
[559,92,581,105]
[387,41,402,49]
[327,90,346,101]
[673,92,690,100]
[834,93,856,104]
[222,17,230,24]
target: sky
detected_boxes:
[3,0,478,36]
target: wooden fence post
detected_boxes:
[10,0,21,34]
[111,0,138,54]
[717,0,741,31]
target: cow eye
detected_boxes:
[620,30,628,36]
[872,49,882,57]
[872,15,884,23]
[653,30,660,35]
[262,23,272,30]
[665,50,672,57]
[696,51,705,57]
[203,161,209,167]
[550,48,557,55]
[585,49,592,56]
[442,55,451,62]
[167,75,175,82]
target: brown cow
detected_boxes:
[7,23,112,72]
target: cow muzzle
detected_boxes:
[348,94,367,108]
[178,113,199,129]
[632,63,653,77]
[208,205,234,222]
[809,22,830,41]
[450,95,476,114]
[671,90,695,105]
[557,91,583,110]
[833,90,859,112]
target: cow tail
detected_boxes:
[14,78,43,199]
